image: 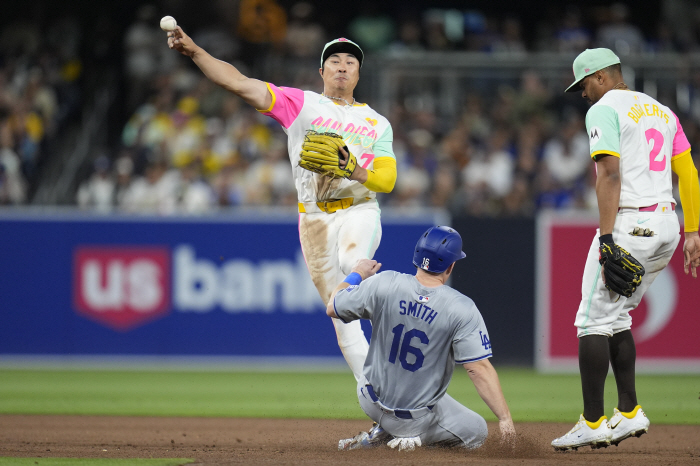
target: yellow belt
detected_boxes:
[298,197,369,214]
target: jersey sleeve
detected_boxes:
[671,111,692,159]
[452,300,492,364]
[586,104,620,159]
[257,83,305,129]
[333,273,385,323]
[372,124,396,160]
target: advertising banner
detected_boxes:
[536,212,700,373]
[0,210,442,360]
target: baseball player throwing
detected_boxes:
[327,226,515,450]
[552,48,700,451]
[168,29,397,380]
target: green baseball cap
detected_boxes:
[565,48,621,92]
[321,38,364,68]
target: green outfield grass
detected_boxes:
[0,368,698,424]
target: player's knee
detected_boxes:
[462,415,488,449]
[339,255,366,276]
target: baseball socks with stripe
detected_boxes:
[552,335,613,450]
[608,330,649,445]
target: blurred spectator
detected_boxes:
[124,5,167,113]
[542,114,590,189]
[244,135,296,206]
[393,158,431,207]
[348,3,396,52]
[284,2,325,58]
[177,159,216,213]
[492,17,527,55]
[113,154,135,207]
[388,20,425,54]
[596,3,645,56]
[119,157,179,214]
[461,128,515,214]
[555,7,592,53]
[76,155,115,212]
[0,122,27,204]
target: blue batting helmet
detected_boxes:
[412,226,466,273]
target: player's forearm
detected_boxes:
[464,360,512,423]
[190,48,270,109]
[355,157,397,193]
[325,282,351,318]
[595,157,621,236]
[671,152,700,233]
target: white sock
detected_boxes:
[332,318,369,381]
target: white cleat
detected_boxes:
[552,414,612,451]
[338,423,390,450]
[388,435,422,452]
[609,405,650,446]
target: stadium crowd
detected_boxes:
[0,14,84,204]
[3,1,700,218]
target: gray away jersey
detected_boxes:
[333,271,492,410]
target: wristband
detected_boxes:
[599,234,614,246]
[344,272,362,286]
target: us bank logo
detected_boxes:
[73,247,171,331]
[73,245,323,331]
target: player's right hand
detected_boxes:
[351,259,382,280]
[683,232,700,278]
[499,419,516,446]
[167,27,197,57]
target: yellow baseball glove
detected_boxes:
[299,130,357,179]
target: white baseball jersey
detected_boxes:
[576,89,689,337]
[334,271,492,410]
[586,89,691,208]
[259,83,396,203]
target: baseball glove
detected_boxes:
[599,242,645,298]
[299,130,357,179]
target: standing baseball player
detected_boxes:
[327,226,515,450]
[552,48,700,451]
[168,29,397,380]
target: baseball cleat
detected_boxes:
[608,405,650,446]
[551,414,612,451]
[338,422,390,450]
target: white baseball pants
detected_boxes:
[357,376,488,448]
[298,201,382,380]
[575,204,680,337]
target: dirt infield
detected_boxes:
[1,415,699,465]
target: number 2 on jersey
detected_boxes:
[646,128,666,171]
[388,324,429,372]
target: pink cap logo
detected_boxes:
[339,38,348,41]
[584,68,590,72]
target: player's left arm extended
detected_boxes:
[671,150,700,276]
[463,358,515,439]
[594,153,621,237]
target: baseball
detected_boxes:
[160,15,177,32]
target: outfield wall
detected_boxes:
[0,209,447,365]
[1,209,697,372]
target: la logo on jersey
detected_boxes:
[479,331,491,350]
[421,257,430,269]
